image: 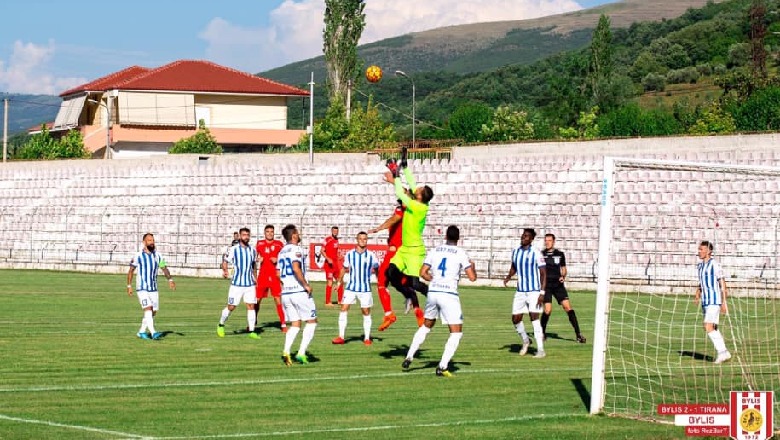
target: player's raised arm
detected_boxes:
[369,212,402,234]
[402,167,417,191]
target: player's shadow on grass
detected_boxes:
[678,350,713,362]
[343,336,385,344]
[378,344,417,359]
[570,378,591,411]
[232,328,265,336]
[157,331,184,338]
[301,352,321,364]
[545,332,576,343]
[499,343,542,355]
[405,360,472,373]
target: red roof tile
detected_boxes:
[60,60,308,98]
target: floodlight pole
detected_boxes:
[309,72,315,165]
[394,70,415,150]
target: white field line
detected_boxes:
[0,413,146,439]
[0,366,589,393]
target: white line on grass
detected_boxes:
[0,413,146,439]
[151,413,590,439]
[0,366,590,394]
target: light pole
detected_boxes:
[394,70,415,150]
[88,95,112,159]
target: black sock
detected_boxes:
[567,309,581,335]
[387,264,418,303]
[540,312,550,335]
[410,276,428,296]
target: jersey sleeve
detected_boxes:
[370,252,380,269]
[559,251,566,267]
[535,249,546,268]
[422,251,434,268]
[713,261,724,280]
[158,253,167,268]
[402,167,417,191]
[129,253,140,267]
[395,178,413,205]
[223,246,235,264]
[460,250,472,270]
[342,251,352,269]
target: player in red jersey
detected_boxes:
[254,224,287,333]
[323,226,344,307]
[368,200,404,331]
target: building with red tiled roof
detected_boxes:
[51,60,309,158]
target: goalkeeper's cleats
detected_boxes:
[386,158,400,177]
[576,334,587,344]
[217,325,225,338]
[137,332,151,340]
[282,353,293,366]
[714,351,732,364]
[402,358,412,370]
[519,340,531,356]
[151,332,163,340]
[295,353,309,364]
[435,367,452,377]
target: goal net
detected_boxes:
[590,157,779,430]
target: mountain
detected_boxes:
[1,94,61,136]
[261,0,724,86]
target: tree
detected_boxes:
[749,0,768,80]
[169,121,222,154]
[323,0,366,108]
[17,125,89,160]
[480,106,534,142]
[447,102,493,142]
[588,15,614,109]
[689,101,736,135]
[302,97,395,151]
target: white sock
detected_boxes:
[219,307,231,325]
[406,326,431,360]
[338,311,348,338]
[144,310,156,334]
[283,326,300,355]
[298,323,317,356]
[138,315,148,334]
[247,309,256,332]
[515,322,529,343]
[532,320,544,352]
[363,314,372,341]
[708,330,728,353]
[440,332,462,370]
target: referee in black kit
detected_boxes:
[540,233,586,343]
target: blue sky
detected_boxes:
[0,0,615,95]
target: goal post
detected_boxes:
[590,156,780,430]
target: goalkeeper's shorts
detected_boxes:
[390,245,426,277]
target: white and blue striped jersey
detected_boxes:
[423,244,472,296]
[697,258,724,306]
[130,251,167,292]
[277,244,307,295]
[511,245,545,292]
[343,249,379,293]
[224,244,257,287]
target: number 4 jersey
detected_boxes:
[424,244,472,295]
[277,243,307,294]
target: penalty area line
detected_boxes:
[0,413,147,439]
[152,413,590,439]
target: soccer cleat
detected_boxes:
[363,338,372,346]
[151,332,163,340]
[401,358,412,370]
[519,340,531,356]
[282,353,293,367]
[281,326,288,334]
[404,298,413,314]
[378,312,397,331]
[714,351,732,364]
[332,336,346,345]
[414,308,425,327]
[295,353,309,364]
[248,332,259,339]
[576,334,587,344]
[137,332,151,340]
[217,325,225,337]
[435,367,453,377]
[533,351,547,359]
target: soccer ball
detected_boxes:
[366,65,382,83]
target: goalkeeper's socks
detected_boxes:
[567,309,581,335]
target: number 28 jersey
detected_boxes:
[277,243,307,295]
[423,244,472,296]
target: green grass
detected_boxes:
[0,270,687,439]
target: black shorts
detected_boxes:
[544,283,569,304]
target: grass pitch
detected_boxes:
[0,270,686,439]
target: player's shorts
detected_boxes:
[390,245,426,277]
[256,274,282,299]
[543,283,569,304]
[342,289,373,308]
[282,291,317,323]
[702,305,721,325]
[137,290,159,311]
[377,248,397,287]
[324,263,342,281]
[424,291,463,325]
[228,285,257,306]
[513,291,544,315]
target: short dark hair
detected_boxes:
[357,231,367,238]
[421,185,434,204]
[545,233,556,241]
[446,225,460,242]
[143,233,154,240]
[700,240,713,251]
[239,227,250,235]
[264,224,274,231]
[331,226,339,230]
[282,224,297,242]
[523,228,537,239]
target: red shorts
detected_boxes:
[256,274,282,298]
[377,248,397,288]
[324,263,342,281]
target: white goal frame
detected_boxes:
[589,155,780,415]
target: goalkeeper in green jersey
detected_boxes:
[384,158,434,327]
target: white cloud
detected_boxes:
[0,40,86,94]
[200,0,584,73]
